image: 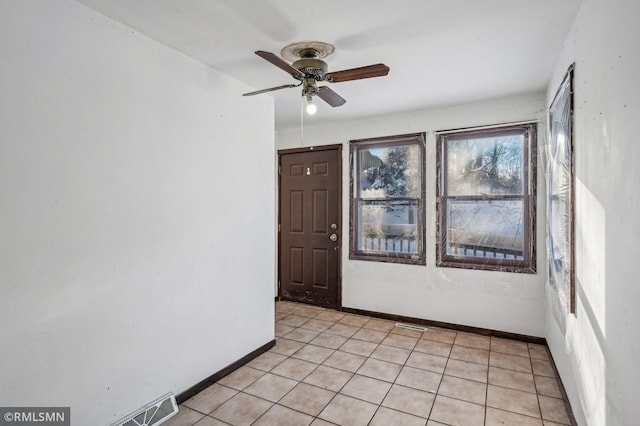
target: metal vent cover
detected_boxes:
[111,393,178,426]
[395,323,428,332]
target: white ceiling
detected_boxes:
[75,0,582,128]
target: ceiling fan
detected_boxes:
[242,41,390,112]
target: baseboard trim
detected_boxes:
[341,306,546,345]
[175,339,276,405]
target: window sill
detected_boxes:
[350,252,426,266]
[436,258,536,274]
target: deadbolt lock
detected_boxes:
[331,223,337,230]
[329,233,338,241]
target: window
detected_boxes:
[548,64,575,312]
[350,133,425,264]
[436,123,536,273]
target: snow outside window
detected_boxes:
[349,133,426,265]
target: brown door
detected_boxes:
[279,146,341,309]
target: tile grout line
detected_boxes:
[529,342,545,424]
[484,337,493,426]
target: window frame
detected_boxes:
[436,123,537,273]
[349,133,426,265]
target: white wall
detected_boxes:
[278,93,547,337]
[545,0,640,424]
[0,1,275,424]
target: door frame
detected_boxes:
[277,144,343,309]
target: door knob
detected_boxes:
[329,233,338,241]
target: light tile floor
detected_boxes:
[165,301,573,426]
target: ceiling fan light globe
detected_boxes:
[306,101,317,115]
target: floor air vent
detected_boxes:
[395,323,428,332]
[111,393,178,426]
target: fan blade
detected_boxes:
[243,84,298,96]
[255,51,304,78]
[317,86,346,107]
[325,63,390,83]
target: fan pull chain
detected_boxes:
[300,95,305,147]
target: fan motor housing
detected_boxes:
[292,58,328,81]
